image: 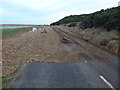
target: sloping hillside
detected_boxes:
[51,14,88,25]
[51,6,120,31]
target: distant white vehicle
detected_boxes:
[32,27,37,31]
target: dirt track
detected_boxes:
[2,26,118,77]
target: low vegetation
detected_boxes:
[2,76,11,84]
[51,6,120,31]
[1,27,32,39]
[51,6,119,55]
[0,77,1,89]
[51,14,88,25]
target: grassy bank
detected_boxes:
[78,28,119,55]
[61,26,119,55]
[0,27,32,39]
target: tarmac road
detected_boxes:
[6,60,118,88]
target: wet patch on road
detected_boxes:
[62,44,74,52]
[61,39,94,62]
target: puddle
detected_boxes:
[32,27,37,31]
[62,44,74,52]
[62,43,93,61]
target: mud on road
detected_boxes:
[2,26,118,77]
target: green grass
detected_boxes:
[81,28,118,39]
[0,77,2,89]
[2,76,11,84]
[2,65,20,86]
[117,41,120,48]
[0,29,2,39]
[0,27,32,39]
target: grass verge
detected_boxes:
[80,28,118,39]
[0,27,32,39]
[0,77,2,89]
[2,65,20,86]
[2,76,11,84]
[78,28,119,55]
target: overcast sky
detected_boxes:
[0,0,119,25]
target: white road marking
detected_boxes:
[100,75,116,90]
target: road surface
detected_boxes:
[3,26,118,88]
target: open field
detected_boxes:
[0,27,33,39]
[0,24,38,26]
